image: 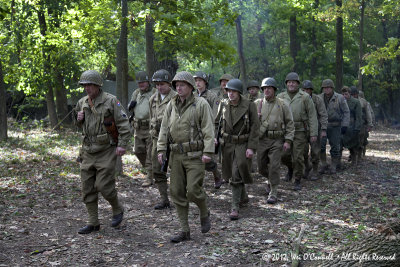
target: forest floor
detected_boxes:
[0,121,399,267]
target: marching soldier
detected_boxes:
[341,86,362,166]
[74,70,131,234]
[149,69,177,209]
[277,72,318,191]
[247,80,263,102]
[211,73,234,101]
[319,79,350,174]
[301,80,328,180]
[255,77,294,204]
[128,71,156,187]
[353,88,373,159]
[157,71,214,243]
[215,78,259,220]
[194,71,223,189]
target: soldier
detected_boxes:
[74,70,131,234]
[149,69,177,209]
[215,78,259,219]
[301,80,328,180]
[353,88,373,159]
[247,80,263,102]
[277,72,318,191]
[128,71,156,187]
[211,73,234,100]
[157,71,214,243]
[194,71,223,189]
[319,79,350,174]
[341,86,362,166]
[255,77,294,204]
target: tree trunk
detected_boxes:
[257,20,269,77]
[311,0,319,77]
[357,0,365,91]
[55,71,70,124]
[289,15,298,72]
[235,14,247,91]
[37,9,58,128]
[0,59,7,141]
[335,0,343,92]
[145,14,157,78]
[116,0,129,109]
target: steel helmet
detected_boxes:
[172,71,196,90]
[152,69,172,83]
[225,78,243,94]
[350,86,359,95]
[302,80,314,90]
[321,79,335,89]
[261,77,277,90]
[79,70,103,87]
[247,80,260,90]
[219,74,234,84]
[285,72,300,84]
[193,71,209,83]
[136,71,150,83]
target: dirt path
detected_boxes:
[0,126,399,266]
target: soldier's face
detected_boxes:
[83,84,100,99]
[303,88,313,96]
[342,92,350,100]
[220,79,229,90]
[175,81,192,99]
[286,80,299,93]
[138,81,150,91]
[226,89,240,103]
[156,82,171,95]
[195,78,206,92]
[248,87,259,97]
[323,87,334,96]
[263,86,275,100]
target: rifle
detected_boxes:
[161,141,171,172]
[215,116,222,154]
[103,116,119,144]
[128,100,137,123]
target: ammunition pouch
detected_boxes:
[169,140,204,154]
[134,119,150,130]
[222,133,249,144]
[264,130,284,139]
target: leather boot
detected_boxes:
[212,169,223,189]
[265,183,271,195]
[229,209,239,220]
[170,231,190,243]
[200,211,211,233]
[293,179,302,191]
[154,182,170,210]
[284,168,293,182]
[319,153,329,174]
[267,184,278,204]
[78,225,100,234]
[111,212,124,227]
[309,163,320,181]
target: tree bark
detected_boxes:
[311,0,319,77]
[54,70,70,124]
[116,0,129,109]
[37,9,58,128]
[0,59,7,141]
[289,15,298,72]
[145,14,157,78]
[357,0,365,91]
[335,0,343,92]
[257,20,269,77]
[235,14,247,91]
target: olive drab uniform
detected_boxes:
[149,87,177,206]
[255,96,294,200]
[75,90,132,227]
[341,96,362,165]
[277,90,318,183]
[215,96,259,213]
[319,92,350,173]
[248,92,263,102]
[130,87,156,185]
[157,92,214,235]
[358,97,373,159]
[303,93,328,179]
[198,89,220,118]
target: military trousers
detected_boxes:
[152,138,167,184]
[282,131,307,179]
[321,126,341,159]
[134,127,152,173]
[258,137,283,186]
[359,125,368,147]
[80,146,123,216]
[169,152,208,217]
[304,133,321,165]
[221,143,253,184]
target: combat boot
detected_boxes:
[329,158,339,174]
[78,225,100,234]
[265,183,271,195]
[229,209,239,220]
[309,163,320,181]
[284,167,293,182]
[267,184,278,204]
[319,153,329,174]
[293,179,302,191]
[111,212,124,227]
[154,182,171,210]
[200,212,211,233]
[170,231,190,243]
[212,169,224,189]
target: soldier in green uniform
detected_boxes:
[352,88,373,160]
[319,79,350,174]
[74,70,131,234]
[128,71,156,187]
[341,86,362,166]
[247,80,263,102]
[149,69,177,209]
[211,73,234,101]
[215,78,259,219]
[277,72,318,191]
[301,80,328,180]
[157,71,214,243]
[194,71,223,189]
[255,77,294,204]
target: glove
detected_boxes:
[128,101,137,111]
[341,126,347,135]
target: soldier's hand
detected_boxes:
[202,155,212,163]
[116,147,126,156]
[214,138,218,145]
[158,153,164,165]
[320,130,327,138]
[310,136,317,143]
[283,142,291,151]
[77,111,85,121]
[246,149,254,159]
